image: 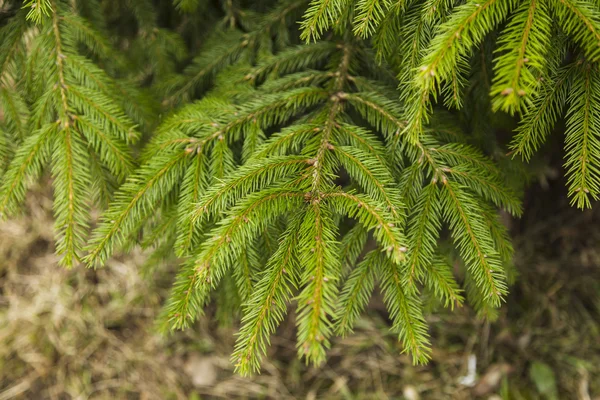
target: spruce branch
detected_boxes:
[422,0,458,22]
[343,91,406,139]
[555,0,600,62]
[0,0,549,375]
[0,123,55,218]
[333,145,403,220]
[378,254,431,364]
[192,156,311,223]
[233,216,303,375]
[335,249,378,335]
[510,65,571,160]
[163,0,310,106]
[23,0,53,24]
[296,201,340,365]
[52,125,91,268]
[564,63,600,208]
[163,189,306,331]
[353,0,393,39]
[424,255,464,309]
[440,180,508,307]
[0,87,29,140]
[333,123,392,171]
[175,153,209,255]
[338,222,368,277]
[490,0,552,114]
[85,151,189,266]
[406,0,516,138]
[325,191,407,263]
[404,183,442,290]
[300,0,352,42]
[3,0,141,266]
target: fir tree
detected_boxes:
[0,0,598,376]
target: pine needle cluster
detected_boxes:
[0,0,597,375]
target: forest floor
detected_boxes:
[0,183,599,400]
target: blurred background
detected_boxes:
[0,169,599,399]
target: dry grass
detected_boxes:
[0,188,599,399]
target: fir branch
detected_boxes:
[0,11,29,138]
[441,60,467,109]
[261,71,336,92]
[425,255,464,309]
[398,163,425,209]
[220,88,329,141]
[0,123,55,218]
[52,125,91,268]
[343,91,406,139]
[252,124,318,158]
[249,42,338,82]
[338,222,368,276]
[309,103,343,191]
[85,151,190,266]
[300,0,352,42]
[0,10,27,78]
[353,0,393,39]
[407,0,516,138]
[164,0,309,106]
[209,137,236,181]
[333,123,392,171]
[564,63,600,208]
[61,12,115,60]
[404,183,442,290]
[430,142,505,179]
[0,87,29,139]
[440,180,507,307]
[175,153,209,255]
[51,0,70,120]
[325,191,407,263]
[192,156,311,223]
[234,246,258,302]
[161,32,246,107]
[371,0,405,61]
[335,249,378,335]
[418,0,515,83]
[23,0,52,24]
[395,4,432,90]
[163,189,306,330]
[481,203,514,270]
[490,0,552,114]
[378,254,431,363]
[422,0,458,22]
[296,201,339,365]
[510,65,571,160]
[233,215,303,375]
[67,86,138,144]
[555,0,600,62]
[75,115,135,180]
[333,145,403,220]
[444,164,522,216]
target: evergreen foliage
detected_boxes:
[0,0,145,267]
[0,0,598,376]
